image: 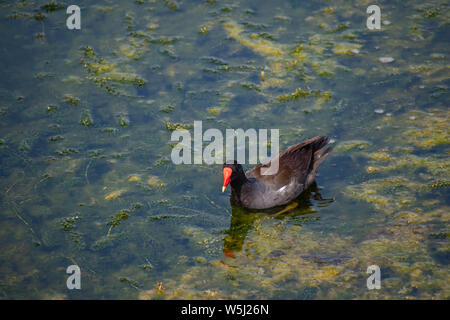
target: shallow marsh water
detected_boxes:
[0,0,448,299]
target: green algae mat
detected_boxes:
[0,0,448,299]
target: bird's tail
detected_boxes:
[312,136,333,169]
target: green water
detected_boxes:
[0,0,448,299]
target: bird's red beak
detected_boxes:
[222,167,232,192]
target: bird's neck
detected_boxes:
[230,171,250,194]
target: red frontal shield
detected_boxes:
[222,167,232,192]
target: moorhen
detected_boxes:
[222,136,332,209]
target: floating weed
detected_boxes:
[35,72,54,79]
[201,56,228,66]
[159,46,177,59]
[241,82,260,92]
[401,109,449,148]
[344,177,419,214]
[139,222,356,299]
[60,215,81,232]
[277,88,331,102]
[104,189,127,200]
[332,42,362,55]
[363,153,450,177]
[48,135,64,142]
[343,108,449,217]
[224,21,287,57]
[8,12,32,19]
[199,24,211,34]
[88,149,103,158]
[148,176,165,188]
[163,0,179,11]
[106,203,142,236]
[206,107,224,116]
[128,175,141,182]
[160,104,174,113]
[220,18,358,107]
[153,157,170,168]
[81,46,146,96]
[140,258,154,271]
[64,95,80,106]
[321,7,335,14]
[107,209,131,230]
[82,45,95,59]
[334,140,371,152]
[46,105,58,113]
[59,215,84,248]
[119,277,140,290]
[103,127,118,134]
[341,32,357,40]
[33,12,45,21]
[422,179,450,190]
[56,147,79,156]
[165,121,193,131]
[92,233,123,250]
[274,15,291,22]
[41,1,65,12]
[117,44,142,60]
[80,109,93,127]
[117,114,130,127]
[142,200,449,299]
[366,149,393,161]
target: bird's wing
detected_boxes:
[245,136,329,190]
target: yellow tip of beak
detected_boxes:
[222,186,227,192]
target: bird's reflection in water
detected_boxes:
[222,182,333,258]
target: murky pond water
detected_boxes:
[0,0,448,299]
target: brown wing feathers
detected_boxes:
[246,136,331,188]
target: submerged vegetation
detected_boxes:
[0,0,448,299]
[277,88,331,102]
[81,46,146,96]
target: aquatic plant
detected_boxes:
[81,46,146,96]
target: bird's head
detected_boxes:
[222,161,245,192]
